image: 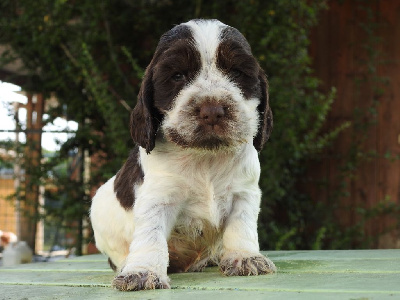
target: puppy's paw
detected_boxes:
[219,254,276,276]
[112,271,170,291]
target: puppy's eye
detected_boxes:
[231,69,243,79]
[172,73,186,82]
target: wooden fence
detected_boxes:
[307,0,400,248]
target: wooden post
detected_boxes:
[20,93,44,253]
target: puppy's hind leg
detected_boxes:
[90,176,133,272]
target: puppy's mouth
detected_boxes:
[164,126,232,150]
[196,123,226,136]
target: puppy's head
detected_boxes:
[131,19,272,153]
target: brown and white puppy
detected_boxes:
[90,19,275,291]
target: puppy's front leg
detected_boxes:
[112,196,180,291]
[219,190,276,276]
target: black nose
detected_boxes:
[199,104,225,126]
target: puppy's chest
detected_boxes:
[177,167,236,229]
[144,147,251,228]
[167,170,235,273]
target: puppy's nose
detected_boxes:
[199,104,225,126]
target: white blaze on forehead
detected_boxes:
[184,20,227,67]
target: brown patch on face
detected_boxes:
[217,26,273,151]
[114,146,144,210]
[130,24,200,154]
[163,127,191,148]
[217,28,260,99]
[153,39,201,113]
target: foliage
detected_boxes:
[0,140,15,168]
[0,0,348,251]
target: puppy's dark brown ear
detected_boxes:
[253,70,273,152]
[130,66,160,154]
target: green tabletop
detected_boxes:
[1,250,399,299]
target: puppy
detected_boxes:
[90,19,275,291]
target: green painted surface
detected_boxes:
[1,250,399,299]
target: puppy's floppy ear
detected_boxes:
[253,69,273,152]
[130,65,161,154]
